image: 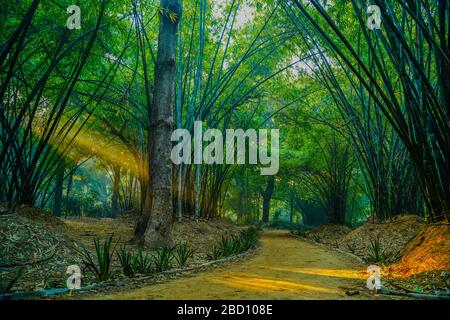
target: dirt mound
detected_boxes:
[382,224,450,293]
[1,212,248,293]
[172,219,246,256]
[389,224,450,277]
[338,215,425,261]
[63,217,134,251]
[0,213,79,293]
[118,209,141,223]
[63,217,243,256]
[305,224,352,246]
[16,205,66,229]
[300,216,449,294]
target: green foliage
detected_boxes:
[116,243,197,279]
[207,228,259,261]
[173,243,194,268]
[117,247,163,277]
[207,245,223,261]
[117,245,135,277]
[153,247,175,272]
[77,235,116,282]
[267,220,303,230]
[134,250,154,274]
[64,162,112,217]
[365,237,399,265]
[0,268,26,293]
[237,227,259,252]
[219,236,235,257]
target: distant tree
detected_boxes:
[260,176,275,224]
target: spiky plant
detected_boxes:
[153,246,175,272]
[77,234,116,282]
[173,243,194,268]
[117,245,135,277]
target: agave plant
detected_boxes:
[365,237,398,264]
[77,234,117,282]
[134,250,153,275]
[219,236,235,257]
[153,246,175,272]
[207,244,223,261]
[173,243,194,268]
[117,245,135,277]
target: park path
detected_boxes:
[88,230,378,300]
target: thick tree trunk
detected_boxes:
[143,0,181,248]
[261,176,275,224]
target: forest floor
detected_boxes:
[300,215,450,295]
[1,207,448,299]
[79,230,388,300]
[0,206,246,294]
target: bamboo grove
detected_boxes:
[285,0,449,222]
[0,0,448,246]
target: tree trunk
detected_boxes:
[143,0,181,248]
[261,176,275,224]
[111,165,121,218]
[52,161,65,217]
[237,190,245,221]
[290,193,294,224]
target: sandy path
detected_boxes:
[88,230,376,300]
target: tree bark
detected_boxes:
[289,193,294,224]
[52,161,64,217]
[111,164,121,218]
[143,0,181,248]
[261,176,275,224]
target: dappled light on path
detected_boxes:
[206,273,340,295]
[266,267,366,280]
[88,230,377,300]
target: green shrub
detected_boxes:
[77,234,116,282]
[267,221,303,230]
[207,227,259,260]
[117,245,136,277]
[134,250,153,274]
[365,237,399,264]
[219,236,235,256]
[117,247,160,277]
[207,244,223,261]
[173,243,194,267]
[153,246,174,272]
[242,227,258,244]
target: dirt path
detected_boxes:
[87,230,380,300]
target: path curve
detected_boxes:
[88,230,377,300]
